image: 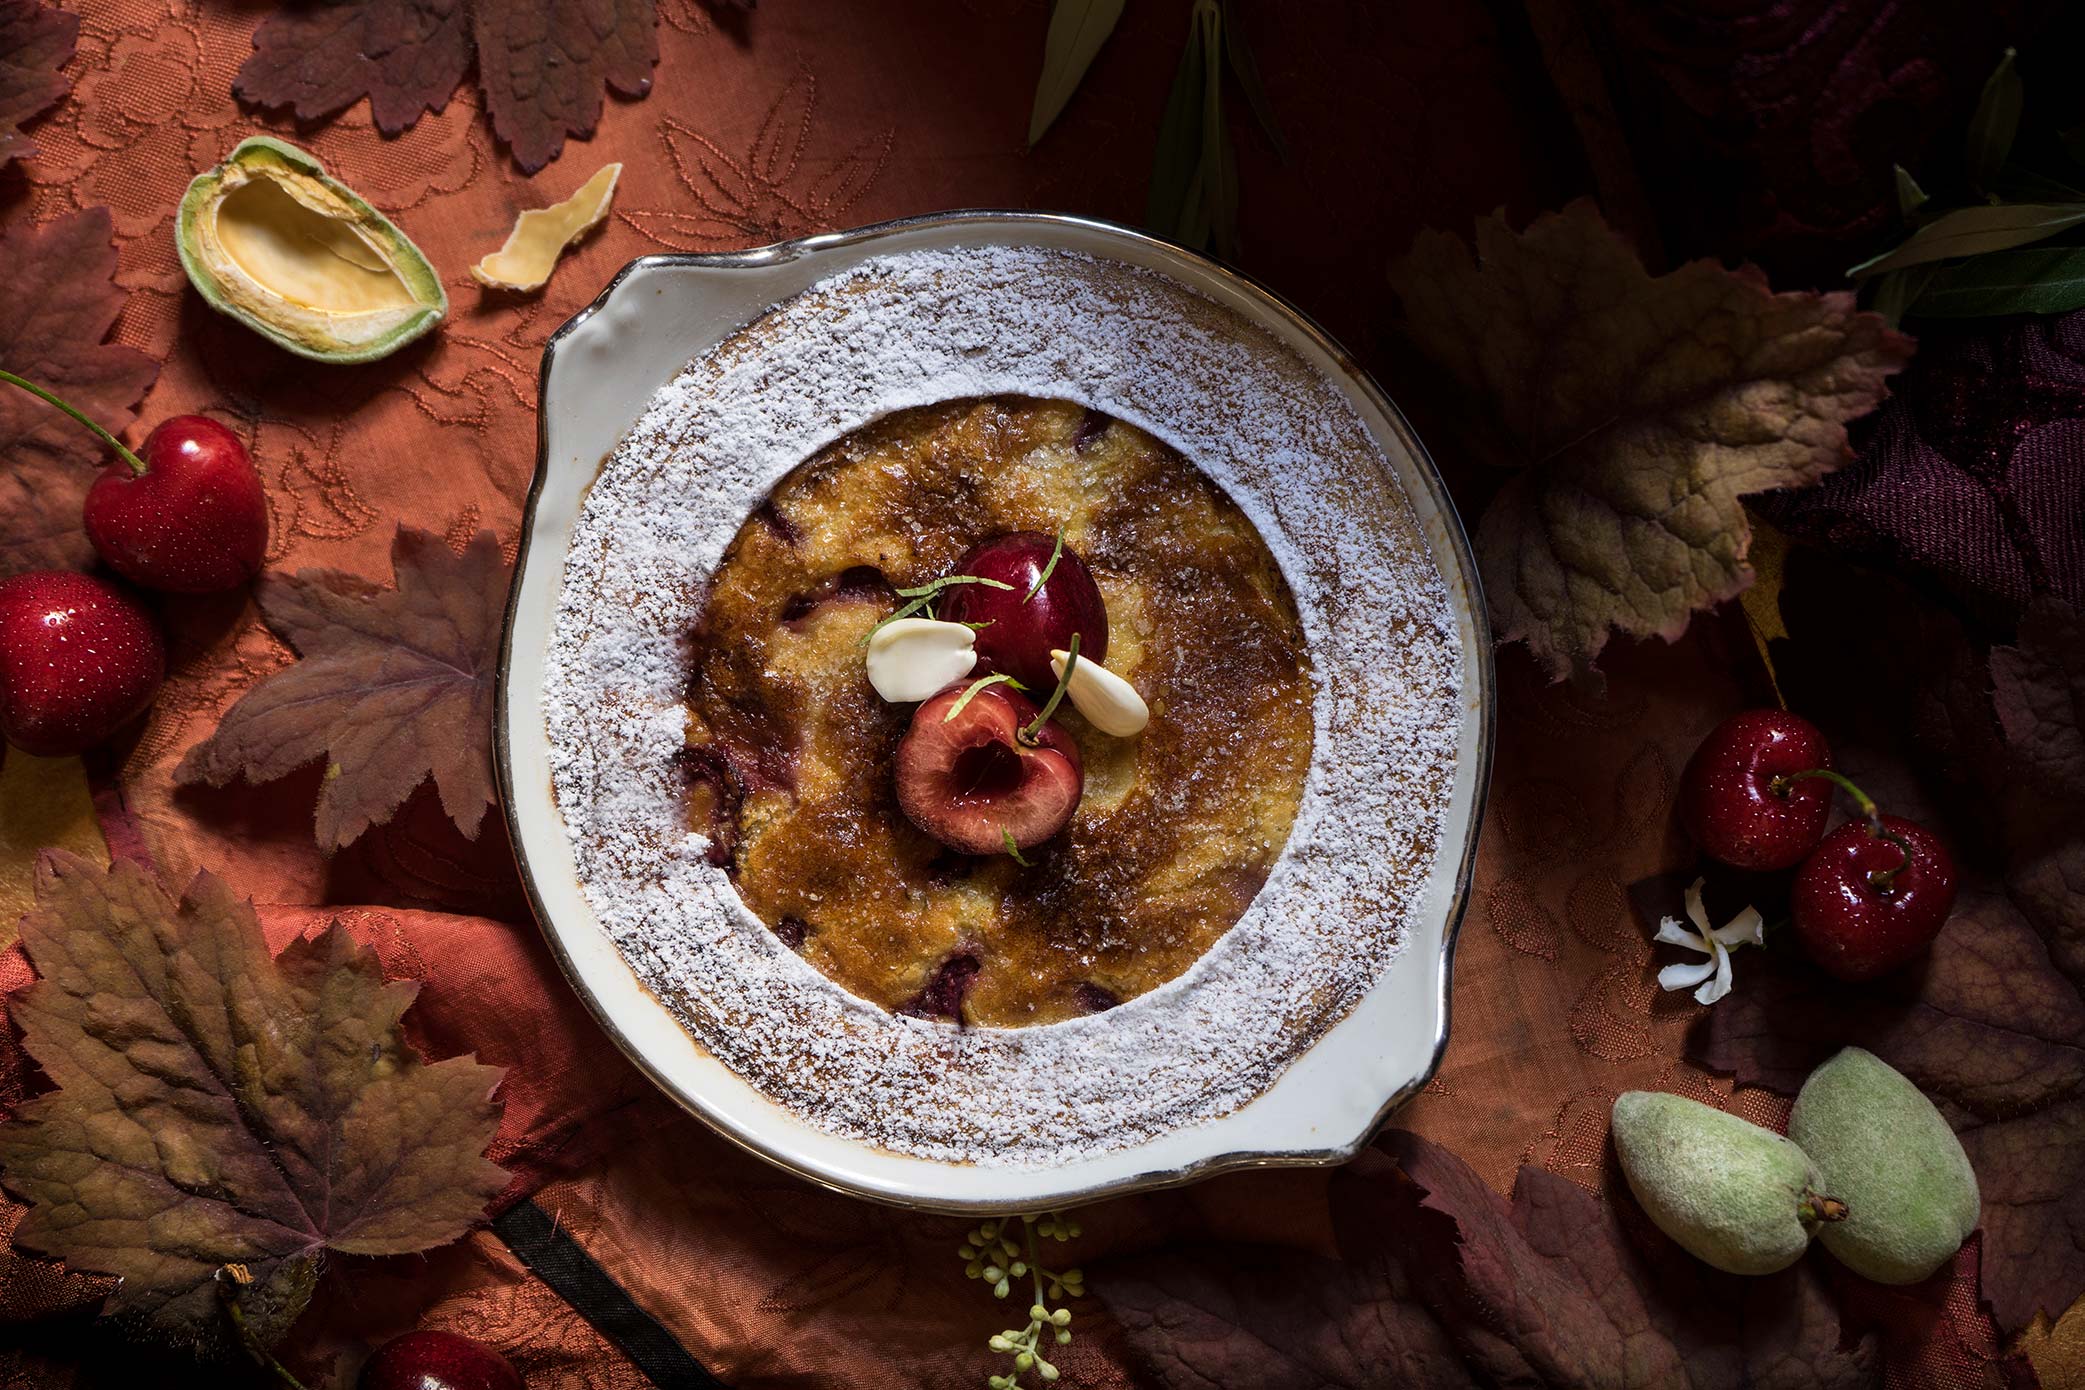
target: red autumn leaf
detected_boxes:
[233,0,472,137]
[1990,596,2085,804]
[0,208,160,578]
[1390,201,1912,683]
[176,526,506,852]
[0,852,507,1348]
[235,0,661,173]
[1102,1135,1875,1389]
[0,0,75,167]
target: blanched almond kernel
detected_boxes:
[1050,648,1149,736]
[866,618,977,703]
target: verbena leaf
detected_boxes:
[176,526,506,851]
[1390,201,1912,682]
[1220,0,1287,160]
[1907,243,2085,318]
[0,0,77,167]
[1893,164,1928,219]
[1028,0,1126,146]
[234,0,471,136]
[1848,202,2085,279]
[0,208,159,580]
[0,853,507,1348]
[1146,1,1209,243]
[1198,0,1238,260]
[1965,47,2022,195]
[1868,262,1939,329]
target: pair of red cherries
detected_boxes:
[1679,708,1957,982]
[0,372,267,757]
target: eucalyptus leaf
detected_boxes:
[1220,0,1288,160]
[1907,244,2085,318]
[1147,2,1210,242]
[1964,47,2021,194]
[1848,202,2085,278]
[1028,0,1127,147]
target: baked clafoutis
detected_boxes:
[546,247,1462,1166]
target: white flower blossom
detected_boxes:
[1654,878,1764,1005]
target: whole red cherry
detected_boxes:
[1679,709,1835,871]
[85,414,268,593]
[0,370,267,594]
[895,682,1082,854]
[937,531,1107,693]
[359,1330,522,1390]
[0,571,164,756]
[1792,814,1956,981]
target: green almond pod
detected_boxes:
[1790,1047,1980,1284]
[176,136,447,364]
[1612,1091,1843,1275]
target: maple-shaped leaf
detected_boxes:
[176,527,506,852]
[1103,1137,1873,1389]
[0,0,76,167]
[233,0,472,137]
[0,852,507,1347]
[237,0,659,172]
[1991,596,2085,804]
[1390,200,1913,682]
[473,0,659,174]
[0,208,160,579]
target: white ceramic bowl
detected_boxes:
[497,212,1494,1212]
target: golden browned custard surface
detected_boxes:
[683,397,1314,1027]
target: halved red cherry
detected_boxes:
[895,683,1082,854]
[937,531,1107,693]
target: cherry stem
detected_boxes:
[0,369,148,477]
[1020,632,1078,746]
[1770,768,1912,892]
[216,1266,311,1390]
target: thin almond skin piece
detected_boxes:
[471,162,621,293]
[867,618,977,703]
[1050,647,1148,736]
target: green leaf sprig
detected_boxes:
[1029,0,1127,146]
[961,1212,1087,1388]
[1856,47,2085,322]
[1023,527,1066,603]
[948,672,1025,720]
[861,574,1015,646]
[1019,632,1078,745]
[1147,0,1285,260]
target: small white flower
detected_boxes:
[1654,878,1763,1006]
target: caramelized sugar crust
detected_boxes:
[683,397,1314,1028]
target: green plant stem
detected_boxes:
[220,1280,311,1390]
[1770,768,1913,891]
[0,369,147,476]
[1019,633,1078,745]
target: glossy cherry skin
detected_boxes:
[937,532,1107,693]
[895,683,1082,854]
[1792,815,1956,982]
[0,571,164,756]
[1678,709,1835,871]
[84,414,267,593]
[359,1330,523,1390]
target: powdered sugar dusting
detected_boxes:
[544,247,1462,1166]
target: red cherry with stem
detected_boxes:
[359,1330,523,1390]
[937,530,1107,693]
[0,370,267,593]
[1793,812,1956,981]
[0,571,164,756]
[1679,709,1836,871]
[895,680,1082,854]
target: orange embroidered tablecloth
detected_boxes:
[1,1,2074,1386]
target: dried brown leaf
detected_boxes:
[0,852,506,1347]
[176,526,506,851]
[1991,596,2085,804]
[1391,201,1913,682]
[0,208,160,578]
[233,0,471,136]
[472,0,659,174]
[0,0,76,167]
